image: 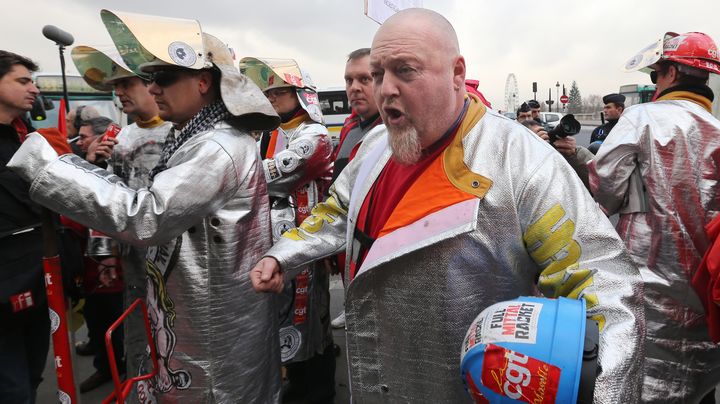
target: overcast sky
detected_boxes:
[4,0,720,109]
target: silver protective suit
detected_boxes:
[267,96,645,403]
[107,120,170,401]
[9,122,280,403]
[262,118,334,363]
[590,97,720,403]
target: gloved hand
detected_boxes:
[36,128,72,155]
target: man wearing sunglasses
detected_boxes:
[9,11,282,403]
[241,57,335,404]
[591,31,720,403]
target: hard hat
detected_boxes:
[71,45,137,92]
[100,9,279,131]
[623,32,720,75]
[239,57,324,124]
[460,296,599,404]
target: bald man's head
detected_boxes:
[370,8,466,164]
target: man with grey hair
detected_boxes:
[76,116,113,155]
[252,8,644,403]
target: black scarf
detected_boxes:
[150,100,230,179]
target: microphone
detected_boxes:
[42,25,74,47]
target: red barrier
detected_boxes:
[103,298,158,404]
[43,255,77,403]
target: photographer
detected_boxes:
[522,118,593,190]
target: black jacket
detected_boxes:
[0,122,44,306]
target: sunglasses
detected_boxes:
[650,70,658,84]
[149,70,185,87]
[264,87,293,98]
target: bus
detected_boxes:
[30,74,125,130]
[318,87,351,147]
[619,84,656,107]
[621,78,720,120]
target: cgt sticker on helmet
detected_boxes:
[284,73,303,87]
[664,35,686,52]
[279,326,302,362]
[481,344,561,404]
[168,41,197,67]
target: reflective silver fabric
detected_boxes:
[10,123,280,403]
[264,121,333,364]
[107,121,169,402]
[268,108,644,403]
[591,98,720,403]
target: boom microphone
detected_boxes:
[42,25,74,47]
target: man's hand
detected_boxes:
[536,129,550,142]
[36,128,72,155]
[86,136,118,164]
[250,257,284,293]
[553,136,577,157]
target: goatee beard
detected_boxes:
[388,124,422,165]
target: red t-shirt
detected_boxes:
[350,125,459,279]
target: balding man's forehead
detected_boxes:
[376,8,460,53]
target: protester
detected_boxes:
[72,45,171,394]
[241,57,335,404]
[9,10,282,402]
[252,8,644,403]
[591,31,720,403]
[328,47,383,329]
[332,48,383,183]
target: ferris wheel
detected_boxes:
[504,73,519,113]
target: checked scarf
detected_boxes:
[150,100,230,179]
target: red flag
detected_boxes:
[58,98,67,137]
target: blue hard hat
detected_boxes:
[460,296,599,403]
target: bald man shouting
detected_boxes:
[252,9,644,403]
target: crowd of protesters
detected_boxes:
[2,7,720,404]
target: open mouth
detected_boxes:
[383,106,404,125]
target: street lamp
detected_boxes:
[555,81,560,113]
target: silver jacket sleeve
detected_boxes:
[11,132,239,247]
[263,122,333,197]
[266,126,386,275]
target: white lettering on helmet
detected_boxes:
[503,350,531,399]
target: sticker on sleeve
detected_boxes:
[481,344,560,404]
[264,159,282,182]
[293,139,315,158]
[276,151,299,173]
[279,326,302,362]
[480,301,543,344]
[273,220,294,239]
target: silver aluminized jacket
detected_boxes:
[590,95,720,403]
[262,117,334,364]
[107,120,170,403]
[267,95,644,403]
[9,122,280,403]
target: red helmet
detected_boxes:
[624,31,720,75]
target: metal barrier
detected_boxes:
[102,298,158,404]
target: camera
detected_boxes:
[548,114,581,143]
